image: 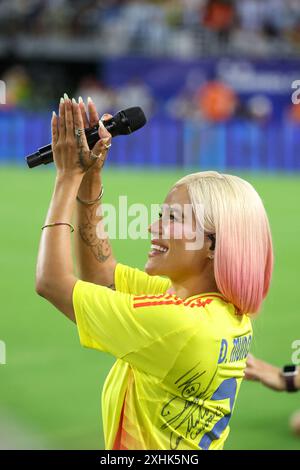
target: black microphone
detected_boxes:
[26,106,147,168]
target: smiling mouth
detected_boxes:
[148,243,169,257]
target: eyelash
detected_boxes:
[158,212,175,221]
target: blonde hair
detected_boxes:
[175,171,273,315]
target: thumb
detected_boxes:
[101,113,113,121]
[98,113,113,139]
[91,140,103,157]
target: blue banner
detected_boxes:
[102,57,300,121]
[1,109,300,171]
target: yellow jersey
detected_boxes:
[72,263,252,450]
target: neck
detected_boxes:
[170,271,219,301]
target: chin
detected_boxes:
[145,259,163,276]
[144,262,156,276]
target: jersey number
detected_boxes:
[198,377,237,450]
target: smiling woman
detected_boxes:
[35,95,273,450]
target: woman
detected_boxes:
[36,95,273,450]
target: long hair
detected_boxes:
[175,171,273,315]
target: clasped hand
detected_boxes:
[51,94,112,177]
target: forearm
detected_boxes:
[36,174,81,294]
[74,170,116,286]
[296,368,300,390]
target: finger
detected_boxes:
[64,93,74,139]
[73,100,88,147]
[101,113,113,121]
[244,372,258,381]
[244,365,260,379]
[78,96,89,128]
[87,96,100,127]
[51,111,59,146]
[246,355,255,367]
[98,118,112,141]
[91,140,104,158]
[58,98,66,141]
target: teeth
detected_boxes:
[151,244,168,253]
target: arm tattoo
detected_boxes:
[78,204,112,263]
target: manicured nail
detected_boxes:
[72,98,77,104]
[63,93,69,100]
[87,96,93,104]
[78,96,83,104]
[52,111,56,118]
[60,97,64,104]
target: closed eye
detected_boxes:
[158,211,175,221]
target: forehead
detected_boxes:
[163,184,191,206]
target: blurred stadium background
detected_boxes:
[0,0,300,450]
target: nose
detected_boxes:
[148,218,161,237]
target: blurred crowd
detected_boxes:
[1,0,300,124]
[1,65,155,117]
[1,0,300,57]
[3,62,300,125]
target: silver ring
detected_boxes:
[89,151,103,160]
[104,142,112,150]
[75,128,85,137]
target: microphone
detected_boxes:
[26,106,146,168]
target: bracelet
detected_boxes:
[41,222,74,232]
[281,365,299,392]
[76,185,104,205]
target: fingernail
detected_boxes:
[63,93,69,100]
[72,98,77,104]
[78,96,83,103]
[52,111,56,118]
[60,97,64,104]
[87,96,93,104]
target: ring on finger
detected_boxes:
[89,150,103,160]
[75,128,85,137]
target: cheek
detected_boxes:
[182,223,197,241]
[168,222,198,253]
[164,222,198,248]
[164,221,186,240]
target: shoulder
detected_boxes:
[115,263,171,296]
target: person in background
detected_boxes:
[245,354,300,436]
[197,79,238,122]
[203,0,236,45]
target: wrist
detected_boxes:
[81,168,102,181]
[54,173,83,204]
[56,171,83,186]
[78,172,102,201]
[281,365,299,392]
[277,370,287,391]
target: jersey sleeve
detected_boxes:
[72,279,195,377]
[114,263,171,295]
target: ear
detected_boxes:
[207,234,215,260]
[208,234,216,251]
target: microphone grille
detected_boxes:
[124,107,147,131]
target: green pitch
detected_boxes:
[0,166,299,450]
